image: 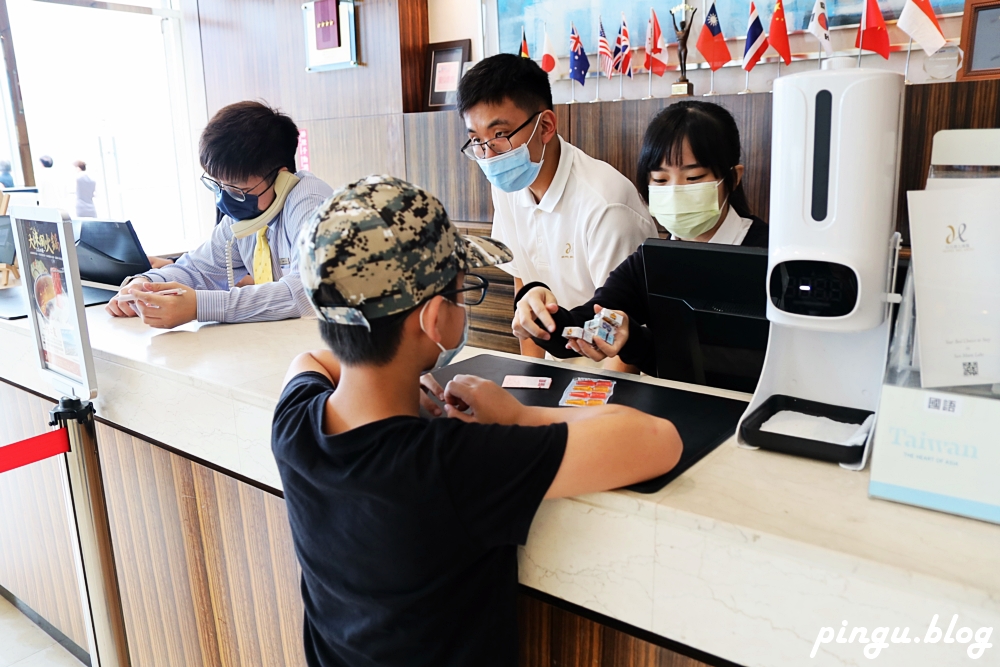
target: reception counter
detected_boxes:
[1,307,999,667]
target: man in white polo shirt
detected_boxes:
[457,54,658,361]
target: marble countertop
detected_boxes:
[1,305,998,667]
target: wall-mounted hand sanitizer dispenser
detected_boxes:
[737,68,903,470]
[767,69,903,332]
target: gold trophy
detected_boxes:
[670,3,697,96]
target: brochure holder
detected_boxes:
[869,270,1000,524]
[868,130,1000,524]
[9,207,128,666]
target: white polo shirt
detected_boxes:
[491,136,659,310]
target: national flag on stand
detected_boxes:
[644,8,668,76]
[696,2,732,71]
[611,14,633,78]
[769,0,792,65]
[743,2,770,71]
[519,26,530,58]
[569,24,591,85]
[808,0,833,55]
[855,0,890,59]
[598,17,615,79]
[541,30,558,72]
[898,0,946,55]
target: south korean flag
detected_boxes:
[808,0,834,55]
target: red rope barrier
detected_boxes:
[0,429,70,474]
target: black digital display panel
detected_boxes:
[769,260,859,317]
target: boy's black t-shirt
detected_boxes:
[271,372,568,667]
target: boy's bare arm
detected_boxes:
[442,375,682,499]
[283,350,343,389]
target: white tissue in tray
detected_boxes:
[759,411,874,447]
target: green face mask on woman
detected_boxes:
[647,180,728,239]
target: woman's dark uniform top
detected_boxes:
[518,217,767,376]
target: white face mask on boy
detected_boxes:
[420,300,469,372]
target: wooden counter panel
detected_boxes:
[0,381,89,651]
[95,423,307,667]
[518,593,715,667]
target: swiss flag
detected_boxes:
[855,0,890,59]
[769,0,792,66]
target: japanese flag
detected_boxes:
[541,31,558,73]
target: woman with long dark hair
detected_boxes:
[511,101,766,374]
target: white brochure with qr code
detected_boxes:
[907,183,1000,389]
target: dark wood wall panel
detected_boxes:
[568,94,773,225]
[896,80,1000,244]
[518,594,713,667]
[397,0,429,113]
[95,423,307,667]
[0,381,89,650]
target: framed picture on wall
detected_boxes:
[958,0,1000,80]
[302,0,358,72]
[425,40,471,111]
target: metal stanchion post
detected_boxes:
[51,398,129,667]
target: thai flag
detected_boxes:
[597,17,614,79]
[742,2,769,71]
[569,24,590,85]
[611,14,633,78]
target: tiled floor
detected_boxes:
[0,596,84,667]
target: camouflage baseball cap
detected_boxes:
[299,175,512,329]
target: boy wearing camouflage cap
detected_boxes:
[272,176,682,667]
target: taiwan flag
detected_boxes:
[696,2,732,71]
[855,0,890,59]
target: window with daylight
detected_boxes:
[8,0,206,255]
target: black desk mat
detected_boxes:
[432,355,749,494]
[0,285,117,320]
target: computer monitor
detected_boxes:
[642,239,770,394]
[75,219,152,287]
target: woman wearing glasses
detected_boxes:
[106,101,333,329]
[457,54,659,368]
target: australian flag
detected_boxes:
[569,24,590,85]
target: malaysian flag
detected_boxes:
[597,17,614,79]
[611,14,633,78]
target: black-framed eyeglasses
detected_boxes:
[440,273,489,306]
[460,111,542,161]
[200,166,281,202]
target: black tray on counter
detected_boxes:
[432,355,749,494]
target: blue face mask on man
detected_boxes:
[216,189,262,221]
[475,114,547,193]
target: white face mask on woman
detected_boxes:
[647,180,728,240]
